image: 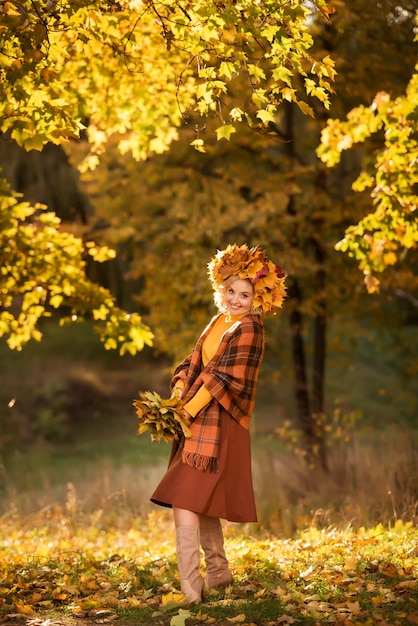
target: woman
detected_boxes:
[150,243,286,604]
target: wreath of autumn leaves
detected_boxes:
[208,243,287,314]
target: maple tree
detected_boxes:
[270,0,418,467]
[0,176,154,352]
[318,12,418,293]
[2,0,335,156]
[0,0,335,351]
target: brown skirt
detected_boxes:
[150,414,257,523]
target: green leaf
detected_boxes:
[248,63,266,82]
[219,61,235,79]
[256,108,276,125]
[170,609,192,626]
[215,124,236,141]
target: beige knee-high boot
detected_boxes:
[200,519,233,589]
[175,525,204,604]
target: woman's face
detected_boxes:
[225,278,254,317]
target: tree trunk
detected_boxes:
[288,275,328,471]
[311,242,328,472]
[288,279,313,455]
[310,161,330,471]
[282,101,329,471]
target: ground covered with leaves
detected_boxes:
[0,509,417,626]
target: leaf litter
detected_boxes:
[0,512,417,626]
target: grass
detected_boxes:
[2,425,417,535]
[0,507,417,626]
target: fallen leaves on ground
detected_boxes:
[0,511,417,626]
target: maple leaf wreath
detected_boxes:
[208,243,287,314]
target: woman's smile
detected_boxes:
[225,278,254,316]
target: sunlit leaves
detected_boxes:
[255,108,277,125]
[318,47,418,291]
[189,138,206,153]
[1,0,335,159]
[0,176,153,353]
[297,100,314,117]
[219,61,237,80]
[215,124,236,141]
[92,309,154,355]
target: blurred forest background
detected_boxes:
[1,0,417,535]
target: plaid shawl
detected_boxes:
[171,314,265,472]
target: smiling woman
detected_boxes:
[149,243,286,604]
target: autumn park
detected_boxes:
[1,0,418,625]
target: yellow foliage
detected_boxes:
[134,391,191,442]
[0,176,153,353]
[0,509,417,624]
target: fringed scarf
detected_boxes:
[181,401,222,473]
[172,314,265,473]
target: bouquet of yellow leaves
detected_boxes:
[133,391,192,443]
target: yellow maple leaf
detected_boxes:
[227,615,246,623]
[346,600,361,613]
[161,590,186,607]
[14,601,35,615]
[383,251,397,265]
[394,580,417,590]
[364,272,380,293]
[344,555,358,570]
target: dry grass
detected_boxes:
[1,428,417,537]
[253,428,418,534]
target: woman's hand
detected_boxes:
[171,386,183,399]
